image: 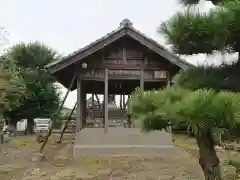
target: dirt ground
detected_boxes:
[0,134,237,180]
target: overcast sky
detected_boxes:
[0,0,234,108]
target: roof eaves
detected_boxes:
[45,25,125,69]
[128,26,193,69]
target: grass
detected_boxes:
[8,139,27,149]
[173,134,197,149]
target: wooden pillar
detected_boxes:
[167,72,171,87]
[94,94,100,106]
[104,69,109,133]
[140,69,144,91]
[76,75,83,131]
[120,95,123,110]
[91,93,94,107]
[122,95,125,110]
[127,95,132,128]
[82,92,86,128]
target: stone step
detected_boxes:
[73,145,177,157]
[75,128,173,146]
[74,128,176,156]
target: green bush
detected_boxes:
[131,87,240,179]
[131,87,190,132]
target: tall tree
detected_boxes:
[0,54,26,132]
[160,0,240,72]
[131,87,240,179]
[160,0,235,56]
[156,0,240,178]
[0,42,61,133]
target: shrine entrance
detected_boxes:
[46,19,190,156]
[79,78,165,130]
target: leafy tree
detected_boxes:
[159,0,240,92]
[172,64,240,91]
[131,87,240,179]
[0,54,26,133]
[160,0,240,61]
[0,42,61,133]
[160,0,235,55]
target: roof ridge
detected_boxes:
[46,19,192,70]
[128,26,190,67]
[46,25,124,68]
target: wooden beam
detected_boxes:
[94,94,100,105]
[104,69,108,133]
[76,75,83,131]
[91,93,94,107]
[80,64,164,70]
[40,74,76,153]
[59,102,77,141]
[49,29,127,73]
[127,95,132,128]
[120,95,123,110]
[140,69,144,91]
[122,48,127,64]
[127,29,190,69]
[167,72,171,87]
[82,92,87,127]
[123,96,129,111]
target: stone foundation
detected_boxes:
[73,127,177,157]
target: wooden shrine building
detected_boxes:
[46,19,190,133]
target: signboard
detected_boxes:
[154,71,167,79]
[81,69,167,80]
[108,70,140,77]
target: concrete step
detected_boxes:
[74,128,176,157]
[73,145,177,157]
[75,128,173,146]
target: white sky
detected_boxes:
[0,0,237,108]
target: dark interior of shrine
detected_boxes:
[81,80,166,95]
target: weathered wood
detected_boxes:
[48,28,127,73]
[127,95,132,127]
[85,63,164,70]
[39,74,76,153]
[140,69,144,91]
[76,75,82,131]
[122,47,127,64]
[47,20,189,89]
[42,19,188,156]
[94,94,100,105]
[122,95,126,109]
[82,92,87,127]
[91,93,94,107]
[120,95,123,110]
[59,102,77,141]
[79,69,166,80]
[123,95,128,110]
[104,69,108,133]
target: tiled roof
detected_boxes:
[46,19,192,72]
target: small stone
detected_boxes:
[31,153,45,162]
[34,168,40,172]
[48,176,60,180]
[40,172,47,176]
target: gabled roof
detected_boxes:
[46,19,191,73]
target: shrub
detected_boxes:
[131,87,240,179]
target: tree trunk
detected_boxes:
[27,118,34,134]
[9,119,17,137]
[196,129,222,180]
[0,130,4,152]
